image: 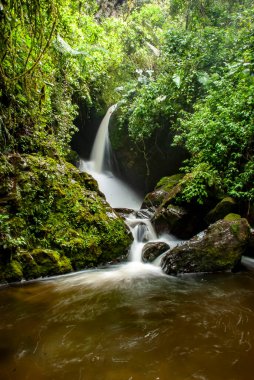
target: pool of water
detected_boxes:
[1,261,254,380]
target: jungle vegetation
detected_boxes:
[0,0,254,280]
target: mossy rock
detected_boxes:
[141,189,168,208]
[20,249,73,280]
[161,218,250,275]
[142,242,170,263]
[224,213,241,222]
[205,197,237,225]
[155,174,184,191]
[0,153,132,282]
[0,260,23,283]
[142,174,184,209]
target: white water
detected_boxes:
[79,105,142,210]
[78,105,183,278]
[90,105,116,172]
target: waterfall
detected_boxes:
[79,105,142,209]
[127,217,157,262]
[90,104,116,172]
[79,105,183,270]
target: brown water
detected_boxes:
[1,261,254,380]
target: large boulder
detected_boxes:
[0,154,132,283]
[161,218,250,275]
[142,242,170,263]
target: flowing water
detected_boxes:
[79,104,142,210]
[1,107,254,380]
[1,267,254,380]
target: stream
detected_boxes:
[1,107,254,380]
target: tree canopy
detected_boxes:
[1,0,254,204]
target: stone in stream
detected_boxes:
[151,204,203,239]
[135,208,155,219]
[141,189,169,208]
[245,229,254,258]
[142,242,170,263]
[161,218,250,275]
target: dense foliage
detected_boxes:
[1,0,254,281]
[111,0,254,207]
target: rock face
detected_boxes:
[142,242,170,263]
[109,108,188,192]
[161,218,250,275]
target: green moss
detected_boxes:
[0,153,132,282]
[0,260,23,283]
[20,249,73,279]
[224,213,241,221]
[206,197,237,224]
[156,174,184,191]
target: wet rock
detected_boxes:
[152,205,187,233]
[161,218,250,275]
[0,154,132,282]
[142,242,170,263]
[141,189,168,208]
[142,174,184,209]
[135,208,155,219]
[151,204,203,239]
[245,229,254,258]
[20,249,73,280]
[114,208,136,218]
[205,197,237,224]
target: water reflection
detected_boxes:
[0,265,254,380]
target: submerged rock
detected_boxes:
[142,242,170,263]
[161,218,250,275]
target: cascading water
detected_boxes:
[2,110,254,380]
[90,105,116,172]
[79,105,182,272]
[79,105,142,210]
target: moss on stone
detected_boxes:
[19,249,73,279]
[0,260,23,283]
[0,153,132,282]
[162,218,250,275]
[205,197,237,224]
[224,213,241,222]
[155,174,184,191]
